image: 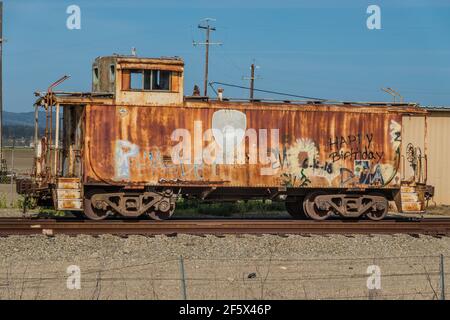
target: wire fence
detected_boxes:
[0,147,33,208]
[0,254,447,300]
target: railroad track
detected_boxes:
[0,217,450,236]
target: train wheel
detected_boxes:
[84,190,110,220]
[285,197,308,219]
[303,192,332,221]
[146,197,176,221]
[365,194,388,221]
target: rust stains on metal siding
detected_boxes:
[118,63,184,72]
[84,101,406,189]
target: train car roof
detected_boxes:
[33,91,426,115]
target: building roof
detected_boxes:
[422,105,450,111]
[94,55,184,65]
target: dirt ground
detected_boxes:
[0,148,33,206]
[0,148,448,300]
[2,148,34,175]
[0,231,448,300]
[0,208,449,300]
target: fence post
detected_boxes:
[440,254,445,300]
[368,289,380,300]
[179,255,187,300]
[9,171,14,207]
[9,140,14,207]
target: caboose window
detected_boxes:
[152,70,170,90]
[144,70,152,90]
[124,69,172,91]
[130,70,143,89]
[109,64,115,82]
[93,67,99,85]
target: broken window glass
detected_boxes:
[144,70,152,90]
[151,70,170,90]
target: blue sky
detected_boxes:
[3,0,450,111]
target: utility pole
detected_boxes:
[193,18,222,97]
[249,63,255,100]
[0,1,3,162]
[243,61,261,100]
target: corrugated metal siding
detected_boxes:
[427,112,450,205]
[83,102,404,189]
[424,106,450,111]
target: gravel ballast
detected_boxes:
[0,232,449,300]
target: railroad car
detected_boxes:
[17,55,432,220]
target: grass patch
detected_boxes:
[425,204,450,216]
[175,199,285,217]
[0,193,32,209]
[38,208,67,218]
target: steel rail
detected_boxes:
[0,218,450,236]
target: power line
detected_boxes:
[216,47,245,74]
[209,81,327,101]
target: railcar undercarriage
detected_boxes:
[78,186,394,221]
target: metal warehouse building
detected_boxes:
[404,106,450,205]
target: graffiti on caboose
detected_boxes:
[170,109,281,175]
[280,120,402,187]
[113,109,281,180]
[113,110,402,187]
[328,133,384,162]
[115,140,139,180]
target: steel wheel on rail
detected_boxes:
[285,197,308,219]
[146,197,176,221]
[365,193,388,221]
[303,191,332,221]
[83,189,110,221]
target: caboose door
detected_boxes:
[401,114,427,183]
[62,105,84,178]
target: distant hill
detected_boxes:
[2,111,49,147]
[4,111,47,128]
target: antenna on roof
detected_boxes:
[381,87,403,103]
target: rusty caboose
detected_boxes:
[18,55,431,220]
